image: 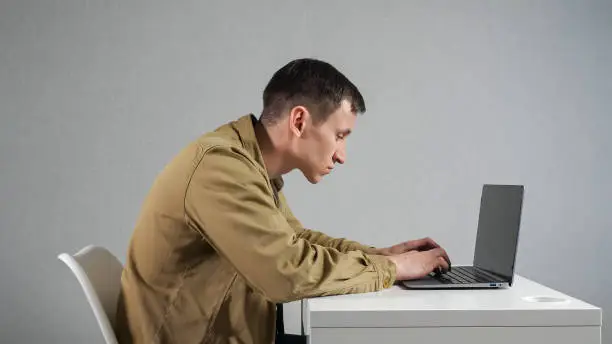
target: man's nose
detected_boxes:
[333,149,346,165]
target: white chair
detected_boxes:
[58,245,123,344]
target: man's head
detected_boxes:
[259,58,366,184]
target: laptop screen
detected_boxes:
[473,185,524,280]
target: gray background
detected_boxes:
[1,0,610,342]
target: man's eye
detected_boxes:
[336,134,345,140]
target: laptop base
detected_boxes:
[402,265,510,289]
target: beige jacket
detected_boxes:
[115,114,397,344]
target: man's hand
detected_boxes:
[386,248,451,281]
[374,237,452,281]
[375,237,445,256]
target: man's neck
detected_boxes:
[253,119,291,179]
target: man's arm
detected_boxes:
[276,190,380,255]
[184,146,396,303]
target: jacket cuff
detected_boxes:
[367,254,397,290]
[346,242,379,254]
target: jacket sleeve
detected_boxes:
[184,146,396,303]
[276,191,380,254]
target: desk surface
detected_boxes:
[304,275,601,329]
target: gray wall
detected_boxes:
[1,0,610,342]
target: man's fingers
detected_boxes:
[430,247,452,268]
[424,237,440,248]
[416,237,440,251]
[437,256,450,272]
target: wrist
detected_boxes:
[386,255,398,268]
[373,247,391,256]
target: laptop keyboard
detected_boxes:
[431,266,505,284]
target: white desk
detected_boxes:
[302,275,601,344]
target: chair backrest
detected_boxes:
[58,245,123,344]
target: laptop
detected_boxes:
[403,184,524,289]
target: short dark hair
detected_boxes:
[259,58,366,126]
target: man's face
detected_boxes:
[294,100,356,184]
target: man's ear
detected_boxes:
[288,106,309,138]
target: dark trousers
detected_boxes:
[275,304,306,344]
[275,334,307,344]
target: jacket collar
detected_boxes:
[228,114,285,191]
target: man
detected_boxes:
[116,58,451,344]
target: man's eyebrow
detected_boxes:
[340,129,352,136]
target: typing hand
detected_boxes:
[387,248,451,281]
[376,237,450,263]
